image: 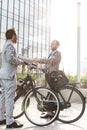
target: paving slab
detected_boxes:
[0,104,87,130]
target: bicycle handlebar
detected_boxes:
[18,56,37,70]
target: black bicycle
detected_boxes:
[57,83,85,123]
[13,62,60,126]
[40,71,86,124]
[13,60,86,126]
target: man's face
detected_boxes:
[51,41,58,51]
[12,34,17,44]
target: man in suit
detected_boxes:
[34,40,61,88]
[0,28,24,128]
[34,40,61,117]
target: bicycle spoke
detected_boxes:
[57,85,85,123]
[13,96,24,119]
[24,87,59,126]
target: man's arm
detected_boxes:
[39,52,61,65]
[5,44,23,65]
[18,56,32,64]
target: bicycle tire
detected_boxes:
[13,82,30,119]
[57,85,85,123]
[13,95,25,119]
[24,87,60,126]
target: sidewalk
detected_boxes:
[0,103,87,130]
[0,87,87,130]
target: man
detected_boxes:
[34,40,61,118]
[0,28,24,128]
[34,40,61,88]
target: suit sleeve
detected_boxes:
[5,44,22,65]
[39,52,61,65]
[18,56,32,64]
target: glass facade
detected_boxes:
[0,0,51,59]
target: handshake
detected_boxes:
[33,58,39,63]
[18,56,40,65]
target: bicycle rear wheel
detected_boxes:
[24,87,59,126]
[57,85,85,123]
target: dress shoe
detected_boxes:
[6,121,23,128]
[0,119,6,125]
[40,112,54,118]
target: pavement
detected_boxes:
[0,103,87,130]
[0,87,87,130]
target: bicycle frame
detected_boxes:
[13,59,86,124]
[14,74,36,102]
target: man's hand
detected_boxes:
[38,68,45,73]
[33,58,39,63]
[20,61,25,65]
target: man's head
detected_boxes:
[51,40,60,51]
[5,28,17,44]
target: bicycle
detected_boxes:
[13,59,86,126]
[57,84,85,123]
[13,62,60,126]
[46,72,86,124]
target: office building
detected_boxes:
[0,0,51,59]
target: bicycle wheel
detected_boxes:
[57,85,85,123]
[24,87,59,126]
[13,95,25,119]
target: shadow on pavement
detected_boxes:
[0,121,87,130]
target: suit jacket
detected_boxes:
[0,40,21,80]
[39,50,61,73]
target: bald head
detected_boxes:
[51,40,60,51]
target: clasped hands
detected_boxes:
[20,58,39,65]
[33,58,39,63]
[33,58,45,72]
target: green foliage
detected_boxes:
[67,73,87,88]
[16,72,87,88]
[16,73,39,80]
[81,73,87,88]
[17,73,27,80]
[67,74,77,82]
[30,73,39,80]
[21,64,26,74]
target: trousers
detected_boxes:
[0,78,16,125]
[45,74,55,90]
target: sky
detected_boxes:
[50,0,87,75]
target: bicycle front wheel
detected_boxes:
[13,96,25,119]
[24,87,59,126]
[57,85,85,123]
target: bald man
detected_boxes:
[35,40,61,118]
[34,40,61,89]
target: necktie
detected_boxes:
[45,52,52,73]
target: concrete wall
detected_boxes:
[58,88,87,102]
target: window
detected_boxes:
[20,17,23,23]
[15,9,19,16]
[14,14,18,21]
[1,16,6,32]
[25,5,29,19]
[19,23,23,37]
[8,18,12,28]
[2,9,7,17]
[14,20,18,31]
[8,12,13,19]
[24,25,28,39]
[20,2,24,17]
[8,0,13,13]
[15,0,19,10]
[2,0,7,10]
[0,0,51,60]
[30,26,33,35]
